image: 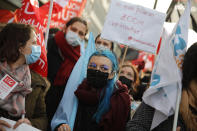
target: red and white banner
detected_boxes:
[54,0,70,8]
[0,10,14,23]
[40,0,87,29]
[132,51,155,71]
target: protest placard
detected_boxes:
[0,74,18,100]
[40,0,87,29]
[101,0,166,54]
[0,72,18,100]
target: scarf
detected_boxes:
[74,80,130,131]
[75,79,101,105]
[0,62,32,117]
[180,80,197,131]
[53,31,80,86]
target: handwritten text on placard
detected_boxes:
[101,0,166,54]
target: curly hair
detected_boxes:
[0,23,34,64]
[182,42,197,88]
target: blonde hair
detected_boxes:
[120,63,140,88]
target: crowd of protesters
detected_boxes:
[0,16,196,131]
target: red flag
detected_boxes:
[132,51,155,71]
[54,0,70,8]
[40,0,87,29]
[39,1,62,16]
[0,10,14,23]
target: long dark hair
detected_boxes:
[182,42,197,88]
[0,23,34,64]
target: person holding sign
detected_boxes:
[0,23,47,130]
[46,17,88,130]
[55,50,130,131]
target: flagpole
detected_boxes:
[118,45,128,77]
[173,0,191,129]
[172,83,182,131]
[44,0,54,49]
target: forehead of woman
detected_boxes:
[89,55,112,68]
[65,21,87,39]
[121,66,134,72]
[25,30,37,46]
[96,36,112,45]
[30,30,37,41]
[69,21,86,30]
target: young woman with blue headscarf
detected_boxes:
[56,50,130,131]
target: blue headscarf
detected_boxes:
[88,50,118,123]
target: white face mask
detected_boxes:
[65,30,83,46]
[96,44,110,51]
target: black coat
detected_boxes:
[46,31,81,131]
[47,36,63,85]
[45,36,64,131]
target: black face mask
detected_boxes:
[119,76,133,89]
[87,69,109,89]
[130,84,147,101]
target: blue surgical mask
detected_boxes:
[25,45,41,64]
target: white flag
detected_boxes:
[142,0,191,129]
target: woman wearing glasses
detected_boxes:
[54,50,130,131]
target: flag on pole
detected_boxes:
[142,0,191,129]
[51,32,96,131]
[40,0,87,29]
[0,10,14,23]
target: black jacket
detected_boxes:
[45,36,64,131]
[47,36,63,84]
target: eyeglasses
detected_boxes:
[88,62,110,72]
